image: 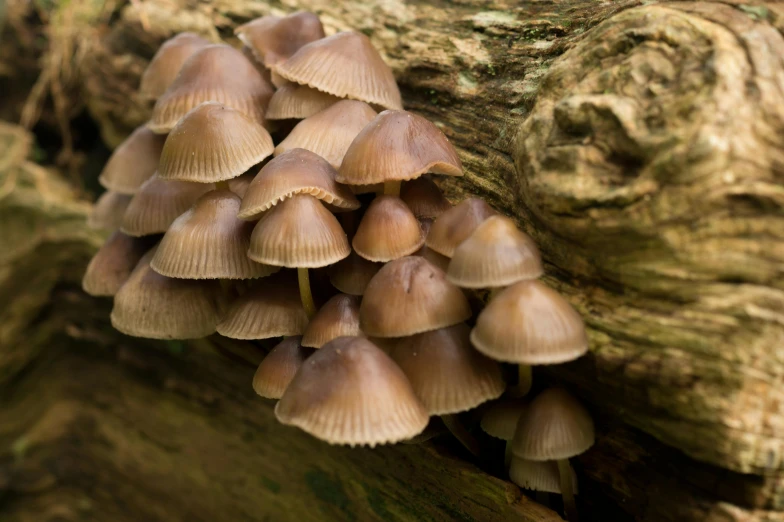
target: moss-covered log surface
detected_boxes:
[2,0,784,520]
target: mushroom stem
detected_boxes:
[383,180,401,197]
[557,458,578,522]
[297,267,317,318]
[215,180,231,191]
[441,414,481,457]
[504,440,513,468]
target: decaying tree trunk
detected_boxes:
[2,0,784,520]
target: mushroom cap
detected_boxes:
[216,272,309,339]
[327,251,382,296]
[352,195,424,262]
[150,189,279,280]
[512,388,594,461]
[509,457,578,494]
[274,100,377,169]
[275,336,429,446]
[360,256,471,337]
[139,33,212,101]
[238,148,359,220]
[425,197,497,257]
[248,194,350,268]
[236,12,325,68]
[301,294,362,348]
[387,324,505,415]
[480,400,527,441]
[149,44,274,133]
[227,171,255,199]
[110,249,222,339]
[98,126,165,195]
[121,173,212,237]
[337,110,462,186]
[252,336,313,399]
[447,215,543,288]
[88,191,132,231]
[158,102,274,183]
[274,31,402,111]
[400,177,452,219]
[266,83,341,120]
[413,219,450,272]
[82,232,155,297]
[471,280,588,365]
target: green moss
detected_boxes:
[260,476,281,494]
[304,468,356,521]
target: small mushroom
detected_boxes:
[413,219,450,272]
[327,251,382,296]
[227,171,256,199]
[301,294,362,348]
[266,83,342,120]
[98,125,165,195]
[480,399,527,466]
[252,336,313,399]
[352,195,424,262]
[400,176,452,219]
[82,232,156,296]
[509,457,578,496]
[425,197,497,258]
[139,33,211,101]
[88,191,132,231]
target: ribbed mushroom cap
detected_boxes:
[150,189,278,279]
[82,232,155,296]
[413,219,450,272]
[274,100,377,169]
[121,173,212,237]
[360,256,471,337]
[352,195,424,262]
[327,251,382,296]
[400,177,452,219]
[252,336,313,399]
[509,457,578,494]
[480,400,527,441]
[216,272,309,339]
[149,44,274,133]
[301,294,361,348]
[88,191,132,231]
[275,336,429,446]
[111,250,222,339]
[387,324,505,415]
[98,126,165,195]
[471,280,588,365]
[238,148,359,220]
[447,215,543,288]
[266,83,341,120]
[274,32,402,111]
[426,197,497,257]
[512,388,595,461]
[236,12,325,69]
[337,110,462,186]
[158,102,274,183]
[139,33,211,101]
[248,194,350,268]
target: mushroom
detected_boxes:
[327,251,382,296]
[480,399,527,466]
[252,336,314,399]
[266,83,342,120]
[413,219,450,272]
[301,294,362,348]
[425,197,497,258]
[509,457,578,500]
[82,231,156,296]
[88,191,132,231]
[352,195,424,262]
[400,176,452,219]
[98,125,165,195]
[139,32,211,101]
[227,171,256,199]
[275,336,429,446]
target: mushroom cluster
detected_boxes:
[83,11,594,521]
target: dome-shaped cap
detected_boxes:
[121,173,212,237]
[274,32,402,111]
[447,215,543,288]
[236,12,325,69]
[337,110,462,186]
[400,177,452,219]
[252,336,313,399]
[150,189,278,279]
[248,194,350,268]
[266,83,341,120]
[238,148,359,220]
[301,294,361,348]
[387,324,505,415]
[480,400,527,441]
[327,251,382,296]
[98,126,165,195]
[274,100,377,169]
[88,191,132,231]
[139,33,211,101]
[82,232,155,296]
[512,388,594,461]
[360,256,471,337]
[426,197,497,257]
[471,280,588,365]
[413,219,450,272]
[158,102,274,183]
[509,457,578,494]
[352,195,424,262]
[228,171,255,198]
[149,44,274,133]
[275,336,429,446]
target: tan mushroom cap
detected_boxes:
[252,336,313,399]
[301,294,362,348]
[337,110,462,186]
[414,219,451,272]
[216,272,309,339]
[149,44,274,133]
[387,324,505,415]
[139,33,212,101]
[512,388,595,461]
[88,191,132,231]
[426,197,497,257]
[360,256,471,337]
[266,83,341,120]
[274,100,377,169]
[275,336,429,446]
[98,126,165,195]
[236,12,325,69]
[480,400,527,441]
[274,31,402,111]
[238,148,359,220]
[150,189,278,280]
[111,250,222,339]
[509,457,578,494]
[327,251,383,296]
[227,170,255,198]
[248,194,350,268]
[82,232,155,296]
[158,102,274,183]
[471,280,588,365]
[121,173,212,237]
[400,177,452,219]
[352,195,424,262]
[447,215,543,288]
